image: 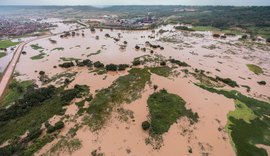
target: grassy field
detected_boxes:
[86,68,151,131]
[246,64,264,75]
[0,40,19,49]
[147,89,198,135]
[196,84,270,156]
[0,79,33,108]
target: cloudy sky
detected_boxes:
[0,0,269,6]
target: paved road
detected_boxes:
[0,36,49,98]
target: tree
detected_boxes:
[135,45,140,50]
[132,60,141,66]
[118,64,129,71]
[153,85,158,91]
[160,61,166,66]
[142,121,150,130]
[93,61,104,68]
[106,64,118,71]
[39,71,45,75]
[212,34,220,38]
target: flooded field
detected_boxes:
[1,20,270,156]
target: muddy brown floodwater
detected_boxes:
[10,21,270,155]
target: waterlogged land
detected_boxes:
[0,20,270,156]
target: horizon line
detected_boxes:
[0,4,269,7]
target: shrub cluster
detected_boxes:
[46,121,65,133]
[59,62,75,68]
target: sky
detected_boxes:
[0,0,269,6]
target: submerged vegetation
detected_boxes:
[196,84,270,156]
[149,66,172,77]
[30,52,46,60]
[147,89,198,135]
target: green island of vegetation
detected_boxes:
[0,40,19,49]
[246,64,264,75]
[147,89,198,135]
[30,52,46,60]
[30,44,44,50]
[195,84,270,156]
[86,68,151,131]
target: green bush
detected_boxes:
[257,81,266,85]
[106,64,118,71]
[59,62,74,68]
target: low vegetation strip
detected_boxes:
[147,89,198,135]
[0,40,19,49]
[86,68,151,131]
[196,84,270,156]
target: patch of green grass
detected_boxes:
[247,64,264,75]
[30,52,46,60]
[0,40,19,49]
[51,47,64,51]
[196,84,270,156]
[149,66,172,77]
[30,44,44,50]
[86,68,151,131]
[227,100,257,124]
[0,79,33,108]
[0,52,6,58]
[147,89,198,135]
